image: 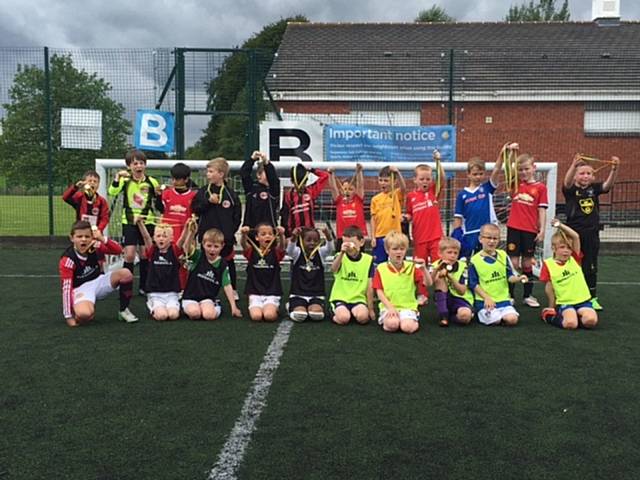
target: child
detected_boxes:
[135,217,185,321]
[329,225,375,325]
[191,157,242,296]
[327,163,367,243]
[405,157,445,266]
[108,149,161,295]
[453,144,510,259]
[372,231,431,334]
[562,154,620,310]
[180,226,242,321]
[240,223,286,322]
[59,220,137,326]
[62,170,110,233]
[539,219,598,329]
[286,226,335,322]
[370,165,406,264]
[469,224,528,326]
[241,150,280,228]
[505,153,548,308]
[280,163,329,236]
[430,237,474,327]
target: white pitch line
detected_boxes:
[207,320,294,480]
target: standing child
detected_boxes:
[329,226,375,325]
[62,170,110,233]
[108,149,161,295]
[505,153,549,308]
[539,219,598,329]
[372,231,431,334]
[161,162,197,290]
[562,154,620,310]
[370,165,407,265]
[135,218,185,321]
[180,226,242,321]
[281,163,329,236]
[405,155,445,266]
[286,226,335,322]
[328,163,367,244]
[191,157,242,296]
[430,237,474,327]
[453,144,511,259]
[469,224,528,326]
[241,151,280,228]
[240,223,286,322]
[59,220,137,326]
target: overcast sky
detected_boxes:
[1,0,639,49]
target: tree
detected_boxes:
[189,15,308,160]
[415,5,455,22]
[0,54,130,187]
[505,0,570,21]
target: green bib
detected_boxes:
[543,256,591,305]
[470,250,510,304]
[432,259,474,304]
[329,253,373,304]
[376,261,418,311]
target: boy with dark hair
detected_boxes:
[62,170,110,233]
[108,149,161,295]
[280,163,329,237]
[59,220,137,326]
[241,150,280,228]
[329,225,375,325]
[370,165,406,265]
[161,162,197,243]
[562,154,620,310]
[327,163,367,242]
[191,157,242,296]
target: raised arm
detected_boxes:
[563,154,581,190]
[134,215,153,250]
[327,167,340,201]
[553,219,581,254]
[602,156,620,193]
[390,165,407,195]
[240,155,255,194]
[355,163,365,199]
[239,226,251,251]
[490,143,509,186]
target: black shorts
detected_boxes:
[331,301,367,312]
[122,223,155,246]
[288,295,325,312]
[506,227,536,257]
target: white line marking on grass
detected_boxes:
[207,320,294,480]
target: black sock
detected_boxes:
[139,259,149,291]
[119,280,133,310]
[508,283,515,299]
[123,261,134,273]
[523,271,534,298]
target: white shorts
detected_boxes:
[181,298,221,317]
[248,295,281,309]
[147,292,180,313]
[73,273,115,306]
[378,309,419,325]
[478,306,519,325]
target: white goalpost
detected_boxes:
[96,158,558,267]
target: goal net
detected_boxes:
[96,159,558,270]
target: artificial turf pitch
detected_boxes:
[1,248,639,479]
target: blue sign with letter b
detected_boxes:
[134,110,175,152]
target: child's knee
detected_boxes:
[308,305,325,322]
[400,319,419,334]
[580,312,598,329]
[383,316,400,332]
[333,307,351,325]
[153,309,169,321]
[263,306,279,322]
[202,309,219,321]
[456,308,473,324]
[249,308,264,322]
[353,308,370,325]
[167,308,180,320]
[502,314,519,326]
[290,308,308,323]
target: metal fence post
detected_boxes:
[246,49,259,160]
[175,48,185,159]
[45,46,54,236]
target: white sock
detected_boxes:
[289,311,308,322]
[308,311,325,322]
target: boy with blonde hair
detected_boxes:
[370,165,406,264]
[505,153,548,308]
[192,157,242,296]
[372,231,431,334]
[539,219,597,329]
[406,158,445,265]
[562,154,620,310]
[469,224,528,326]
[430,237,474,327]
[63,170,110,233]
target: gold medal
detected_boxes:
[304,262,313,272]
[257,258,267,268]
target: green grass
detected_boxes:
[0,196,76,235]
[1,249,639,479]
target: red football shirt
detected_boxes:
[406,186,443,243]
[161,187,197,241]
[506,181,549,234]
[335,194,367,238]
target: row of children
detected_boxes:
[59,145,620,330]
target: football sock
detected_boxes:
[123,261,134,273]
[227,259,237,290]
[119,279,133,310]
[508,282,515,299]
[434,290,449,318]
[139,259,149,291]
[523,268,534,297]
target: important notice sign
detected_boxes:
[325,124,456,162]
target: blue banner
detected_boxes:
[324,124,456,163]
[134,110,175,152]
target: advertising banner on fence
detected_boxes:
[259,120,324,162]
[324,124,456,163]
[134,109,175,152]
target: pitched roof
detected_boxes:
[266,22,640,101]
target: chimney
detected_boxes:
[592,0,621,26]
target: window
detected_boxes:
[584,102,640,136]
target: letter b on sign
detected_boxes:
[134,110,175,152]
